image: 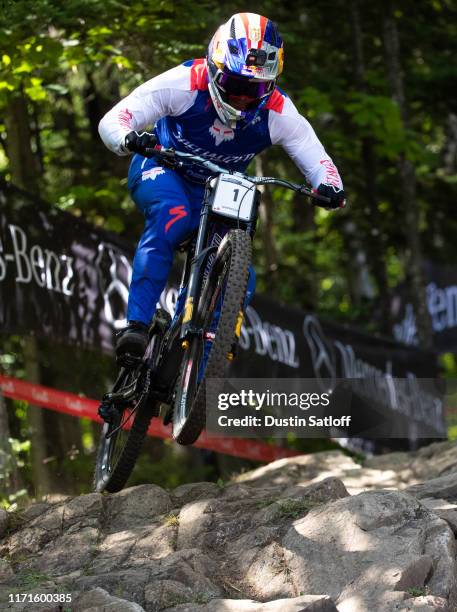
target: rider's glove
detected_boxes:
[124,131,157,155]
[314,184,347,209]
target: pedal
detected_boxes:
[150,308,172,336]
[98,400,115,423]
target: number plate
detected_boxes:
[211,174,256,222]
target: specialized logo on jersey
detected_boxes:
[209,118,235,146]
[118,108,133,130]
[320,159,342,188]
[142,167,165,182]
[165,205,188,233]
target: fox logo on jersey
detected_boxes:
[209,118,235,146]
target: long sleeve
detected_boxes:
[98,64,199,156]
[268,95,343,190]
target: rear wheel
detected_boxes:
[172,229,251,445]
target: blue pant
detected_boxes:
[127,158,255,325]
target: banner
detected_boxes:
[0,181,445,440]
[0,180,133,353]
[391,262,457,351]
[0,375,298,462]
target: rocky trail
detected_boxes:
[2,440,457,611]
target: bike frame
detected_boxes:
[179,176,259,342]
[150,175,258,403]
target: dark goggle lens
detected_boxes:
[216,72,273,101]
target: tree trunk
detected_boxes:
[4,91,53,498]
[4,92,40,194]
[255,155,279,291]
[349,0,391,333]
[0,390,17,498]
[382,3,433,348]
[23,339,53,498]
[291,190,319,311]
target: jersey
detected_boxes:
[98,59,343,190]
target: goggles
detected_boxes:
[215,71,274,110]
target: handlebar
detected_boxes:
[143,144,345,209]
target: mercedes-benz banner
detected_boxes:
[0,180,446,442]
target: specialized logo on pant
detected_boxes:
[165,205,188,233]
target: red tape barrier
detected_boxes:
[0,375,298,463]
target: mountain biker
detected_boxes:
[98,12,345,365]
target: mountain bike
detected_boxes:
[94,146,339,493]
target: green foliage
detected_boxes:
[1,0,457,499]
[406,586,428,597]
[345,94,407,159]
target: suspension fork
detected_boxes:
[180,180,217,343]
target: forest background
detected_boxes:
[1,0,457,508]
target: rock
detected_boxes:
[27,504,65,532]
[75,569,151,605]
[144,578,194,610]
[165,594,337,611]
[421,517,456,601]
[337,591,408,612]
[242,490,456,608]
[364,451,411,471]
[0,558,14,583]
[62,493,104,529]
[282,476,349,503]
[406,473,457,501]
[237,451,359,491]
[21,526,100,577]
[107,485,171,532]
[18,502,51,524]
[172,482,220,505]
[157,548,222,599]
[2,446,457,612]
[88,523,174,574]
[398,595,449,610]
[73,587,145,611]
[420,498,457,534]
[0,508,8,537]
[394,556,433,590]
[177,499,215,550]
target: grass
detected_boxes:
[167,593,211,606]
[274,498,318,520]
[256,498,278,509]
[15,570,52,590]
[164,512,180,527]
[407,586,428,597]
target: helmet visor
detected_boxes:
[215,71,274,110]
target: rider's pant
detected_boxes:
[127,158,255,325]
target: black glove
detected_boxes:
[124,131,157,155]
[315,183,347,209]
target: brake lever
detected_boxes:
[298,185,331,206]
[143,146,180,169]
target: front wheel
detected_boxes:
[172,229,251,445]
[94,351,160,493]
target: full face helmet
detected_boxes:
[207,13,284,128]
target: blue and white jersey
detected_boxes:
[99,59,343,190]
